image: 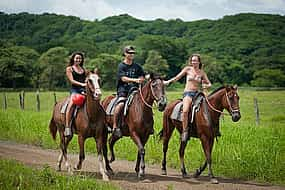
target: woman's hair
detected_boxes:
[188,54,202,69]
[68,52,84,67]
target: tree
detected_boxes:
[251,69,285,87]
[87,53,121,89]
[39,47,69,89]
[0,46,39,88]
[143,50,169,77]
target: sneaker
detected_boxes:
[112,128,122,138]
[64,128,72,137]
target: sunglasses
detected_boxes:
[126,51,135,54]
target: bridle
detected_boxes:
[205,89,240,116]
[139,79,162,109]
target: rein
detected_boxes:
[204,89,239,116]
[139,81,159,109]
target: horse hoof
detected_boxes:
[109,157,115,163]
[161,169,167,175]
[211,178,219,184]
[102,174,110,181]
[138,174,145,180]
[182,172,188,178]
[107,169,114,176]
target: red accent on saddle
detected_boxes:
[72,94,85,106]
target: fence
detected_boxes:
[1,90,284,127]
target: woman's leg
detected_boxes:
[65,96,74,137]
[181,96,192,142]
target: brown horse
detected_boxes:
[101,74,167,179]
[49,72,112,181]
[159,85,241,183]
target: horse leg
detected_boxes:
[179,139,189,178]
[74,135,85,170]
[130,131,145,179]
[61,134,73,173]
[193,160,207,178]
[108,134,121,163]
[102,129,113,175]
[161,121,175,175]
[96,137,110,181]
[200,135,218,184]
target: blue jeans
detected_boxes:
[183,91,198,99]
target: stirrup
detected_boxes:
[64,128,72,137]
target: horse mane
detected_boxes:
[208,86,226,97]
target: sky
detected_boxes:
[1,0,285,21]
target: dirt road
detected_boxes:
[0,140,283,190]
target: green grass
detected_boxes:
[0,159,118,190]
[0,89,284,185]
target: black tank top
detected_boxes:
[71,67,86,89]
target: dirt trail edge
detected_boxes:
[0,140,283,190]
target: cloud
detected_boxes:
[0,0,284,21]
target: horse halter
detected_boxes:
[205,88,240,116]
[139,79,163,109]
[225,90,240,115]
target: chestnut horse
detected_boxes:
[49,72,112,181]
[101,74,167,179]
[159,85,241,183]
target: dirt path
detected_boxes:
[0,140,283,190]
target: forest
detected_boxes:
[0,12,284,89]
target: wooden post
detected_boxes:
[3,93,7,110]
[22,91,25,110]
[53,92,57,104]
[19,92,22,110]
[36,90,40,112]
[254,97,260,126]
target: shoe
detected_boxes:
[64,128,72,137]
[112,128,122,138]
[181,130,188,142]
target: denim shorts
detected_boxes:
[70,87,85,95]
[183,91,198,98]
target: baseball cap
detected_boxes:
[123,45,136,54]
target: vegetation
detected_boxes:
[0,89,284,185]
[0,159,118,190]
[0,12,285,89]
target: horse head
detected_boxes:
[86,72,102,101]
[224,85,241,122]
[147,73,167,111]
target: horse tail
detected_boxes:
[49,117,57,140]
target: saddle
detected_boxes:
[105,90,137,116]
[170,92,204,123]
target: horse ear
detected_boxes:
[233,84,238,90]
[93,67,99,75]
[145,74,150,80]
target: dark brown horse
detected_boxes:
[49,72,112,181]
[101,74,167,179]
[159,85,241,183]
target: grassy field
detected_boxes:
[0,159,119,190]
[0,88,284,185]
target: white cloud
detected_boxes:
[0,0,284,21]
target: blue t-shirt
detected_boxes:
[117,62,145,93]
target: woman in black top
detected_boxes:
[65,52,87,137]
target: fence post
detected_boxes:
[254,97,260,126]
[53,92,57,104]
[3,93,7,110]
[19,92,22,110]
[36,90,40,112]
